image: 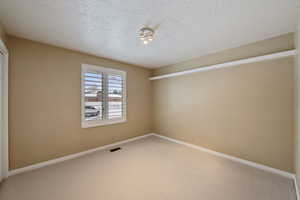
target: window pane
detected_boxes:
[108,74,123,119]
[84,72,103,121]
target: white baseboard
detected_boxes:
[8,132,296,180]
[150,133,295,179]
[7,132,299,198]
[8,134,153,176]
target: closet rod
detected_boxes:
[149,50,296,81]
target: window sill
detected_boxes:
[81,118,126,128]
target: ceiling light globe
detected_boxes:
[138,26,155,45]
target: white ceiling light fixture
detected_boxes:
[138,27,155,45]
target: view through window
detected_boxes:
[82,64,126,128]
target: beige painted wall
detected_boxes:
[152,34,295,172]
[7,32,295,173]
[7,35,152,169]
[153,33,294,76]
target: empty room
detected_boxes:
[0,0,300,200]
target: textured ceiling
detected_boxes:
[0,0,298,68]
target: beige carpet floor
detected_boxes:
[0,135,296,200]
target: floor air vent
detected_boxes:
[110,147,122,152]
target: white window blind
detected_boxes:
[81,64,126,128]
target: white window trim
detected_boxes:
[81,64,127,128]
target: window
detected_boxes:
[81,64,126,128]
